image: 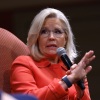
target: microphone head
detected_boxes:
[57,47,66,57]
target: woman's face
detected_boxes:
[38,18,67,58]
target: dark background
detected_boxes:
[0,0,100,99]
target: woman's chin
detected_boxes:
[45,52,57,57]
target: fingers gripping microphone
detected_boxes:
[57,47,85,90]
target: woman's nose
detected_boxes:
[48,31,55,38]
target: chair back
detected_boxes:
[0,28,30,93]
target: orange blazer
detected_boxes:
[10,56,91,100]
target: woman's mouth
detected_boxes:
[46,44,57,49]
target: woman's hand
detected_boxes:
[59,50,95,92]
[67,50,95,83]
[64,50,95,98]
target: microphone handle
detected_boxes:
[61,55,85,90]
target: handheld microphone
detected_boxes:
[57,47,85,90]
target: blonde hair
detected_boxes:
[27,8,78,62]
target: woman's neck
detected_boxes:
[47,56,59,64]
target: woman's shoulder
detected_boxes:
[12,55,38,70]
[15,55,32,60]
[12,55,34,64]
[11,55,38,73]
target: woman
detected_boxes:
[10,8,95,100]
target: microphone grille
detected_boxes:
[57,47,66,57]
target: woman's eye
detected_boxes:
[40,29,47,34]
[54,30,62,34]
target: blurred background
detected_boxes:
[0,0,100,99]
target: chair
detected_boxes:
[0,28,30,93]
